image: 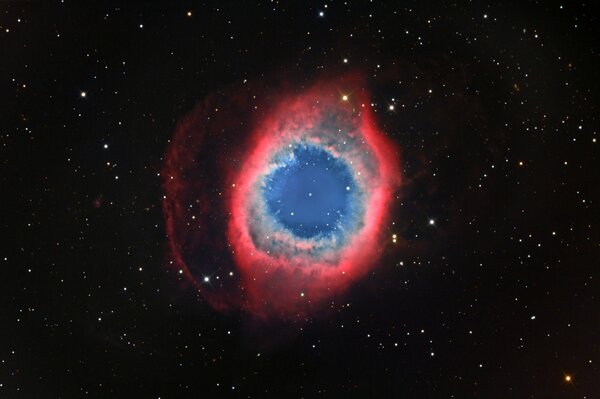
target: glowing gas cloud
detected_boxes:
[163,75,401,318]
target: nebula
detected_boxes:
[162,75,401,319]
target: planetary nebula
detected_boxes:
[163,75,401,318]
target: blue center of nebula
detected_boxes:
[263,144,356,239]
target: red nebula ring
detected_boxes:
[162,75,401,319]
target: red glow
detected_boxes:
[163,75,401,319]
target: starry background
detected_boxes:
[1,1,599,398]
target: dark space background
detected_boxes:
[1,1,598,398]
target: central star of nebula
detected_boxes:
[262,143,358,240]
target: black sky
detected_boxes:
[1,1,598,398]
